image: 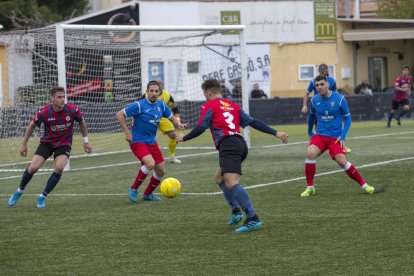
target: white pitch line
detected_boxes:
[1,156,413,197]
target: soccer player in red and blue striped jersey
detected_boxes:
[176,79,289,233]
[387,65,413,127]
[8,86,92,208]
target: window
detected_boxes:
[327,64,336,79]
[298,64,316,81]
[187,61,199,74]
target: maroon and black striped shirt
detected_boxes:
[33,104,83,148]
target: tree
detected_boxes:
[0,0,89,30]
[377,0,414,19]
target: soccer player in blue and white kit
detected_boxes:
[116,80,187,202]
[301,75,375,197]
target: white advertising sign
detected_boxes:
[139,1,315,43]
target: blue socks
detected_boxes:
[19,168,33,190]
[230,184,256,219]
[219,181,238,210]
[42,172,62,196]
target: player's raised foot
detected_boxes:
[227,209,243,226]
[300,186,316,197]
[128,189,138,203]
[8,190,23,206]
[142,193,161,202]
[36,195,46,208]
[168,157,182,164]
[235,218,263,233]
[363,185,375,195]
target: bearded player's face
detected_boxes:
[147,85,161,103]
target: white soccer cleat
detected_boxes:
[168,157,182,164]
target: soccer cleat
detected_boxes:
[8,191,23,206]
[227,213,244,226]
[36,195,46,208]
[142,193,161,201]
[300,186,316,197]
[396,117,401,126]
[363,185,375,195]
[235,219,263,233]
[129,189,138,203]
[168,157,182,164]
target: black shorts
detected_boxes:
[218,135,248,175]
[35,143,71,160]
[392,99,409,110]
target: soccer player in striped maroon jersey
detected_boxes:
[387,65,413,127]
[176,79,288,233]
[8,86,92,208]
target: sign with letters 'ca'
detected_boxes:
[220,11,241,35]
[314,0,336,41]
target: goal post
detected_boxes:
[56,24,250,146]
[0,24,249,173]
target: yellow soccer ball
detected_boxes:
[160,177,182,198]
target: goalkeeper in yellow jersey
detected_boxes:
[139,78,182,163]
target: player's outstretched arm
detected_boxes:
[20,121,36,157]
[247,117,288,144]
[79,120,92,153]
[169,115,188,131]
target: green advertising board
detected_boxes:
[221,11,240,34]
[314,0,336,41]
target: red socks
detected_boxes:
[344,163,365,186]
[305,160,316,186]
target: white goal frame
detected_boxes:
[56,24,251,150]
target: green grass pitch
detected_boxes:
[1,120,413,275]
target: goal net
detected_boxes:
[0,24,248,173]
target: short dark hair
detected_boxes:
[315,75,327,82]
[147,80,161,91]
[201,79,221,94]
[51,86,65,96]
[402,65,410,71]
[318,63,328,71]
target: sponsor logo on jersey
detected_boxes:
[219,100,234,111]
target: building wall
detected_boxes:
[269,43,337,98]
[355,40,414,88]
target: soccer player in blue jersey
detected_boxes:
[8,86,92,208]
[176,79,289,233]
[116,80,187,203]
[301,75,375,197]
[302,64,351,154]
